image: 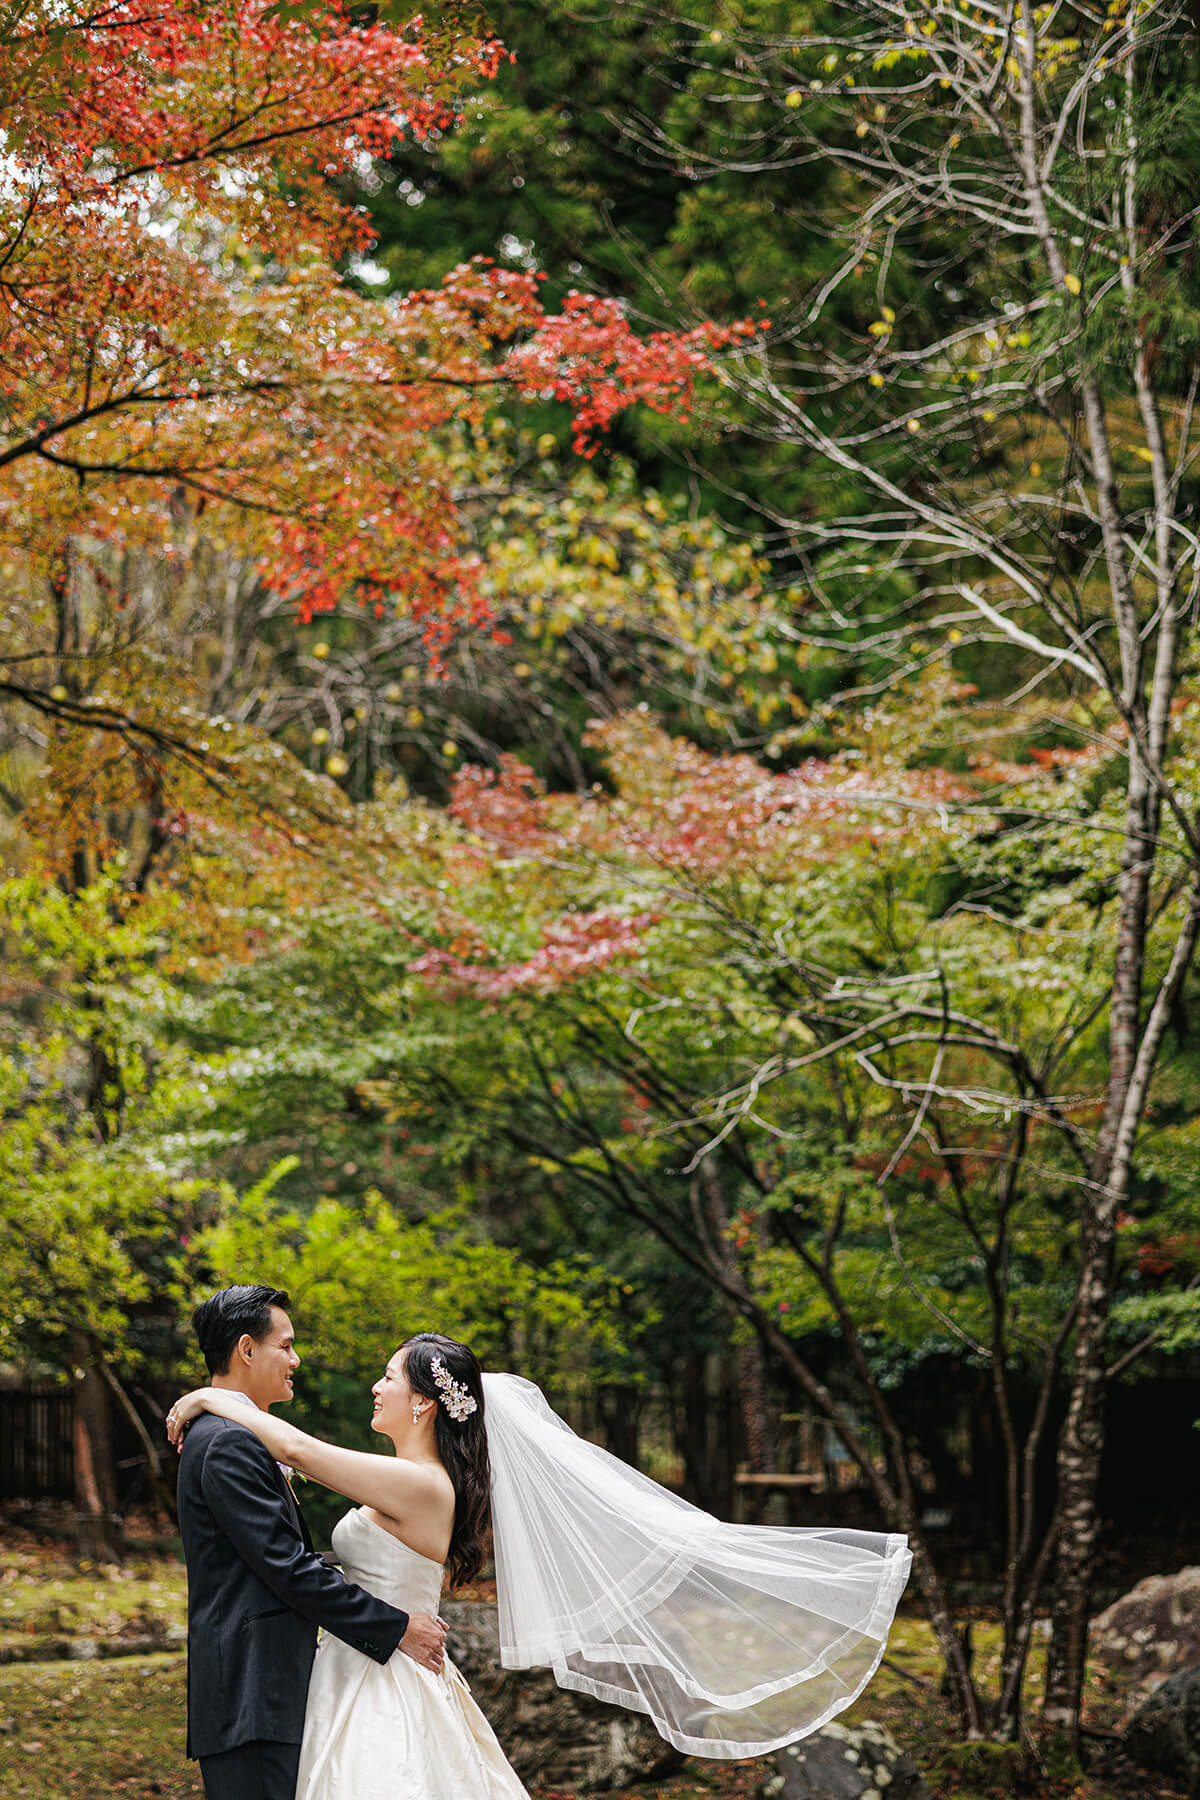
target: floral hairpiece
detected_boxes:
[430,1353,477,1423]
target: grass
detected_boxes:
[0,1549,186,1655]
[0,1655,201,1799]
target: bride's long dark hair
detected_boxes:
[402,1332,490,1587]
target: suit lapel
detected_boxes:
[292,1485,313,1552]
[271,1460,310,1545]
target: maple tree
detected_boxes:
[334,695,1200,1744]
[584,0,1200,1748]
[0,0,762,1552]
[172,429,791,805]
[0,0,751,678]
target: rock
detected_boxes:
[755,1719,930,1800]
[1122,1665,1200,1793]
[1091,1567,1200,1699]
[441,1600,682,1792]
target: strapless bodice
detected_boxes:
[330,1506,444,1615]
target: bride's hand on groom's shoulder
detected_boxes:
[165,1388,213,1450]
[397,1611,448,1676]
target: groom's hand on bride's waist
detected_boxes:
[397,1611,447,1674]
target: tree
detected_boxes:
[362,0,857,518]
[348,699,1200,1747]
[594,0,1200,1747]
[0,874,213,1552]
[1,0,750,702]
[0,0,763,1546]
[156,429,795,806]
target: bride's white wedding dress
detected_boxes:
[296,1506,528,1800]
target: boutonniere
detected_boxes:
[284,1466,308,1486]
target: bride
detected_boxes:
[168,1331,911,1799]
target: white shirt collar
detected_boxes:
[222,1389,291,1478]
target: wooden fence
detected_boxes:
[0,1386,74,1500]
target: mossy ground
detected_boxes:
[1,1546,186,1655]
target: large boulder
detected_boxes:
[441,1600,682,1792]
[1121,1665,1200,1793]
[1091,1567,1200,1697]
[756,1719,931,1800]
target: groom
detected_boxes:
[175,1284,446,1800]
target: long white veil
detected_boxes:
[481,1372,911,1759]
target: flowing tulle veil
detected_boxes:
[481,1372,912,1759]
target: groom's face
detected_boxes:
[244,1306,300,1410]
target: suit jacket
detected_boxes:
[177,1412,410,1758]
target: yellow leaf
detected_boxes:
[1063,272,1082,295]
[869,372,885,388]
[785,88,803,107]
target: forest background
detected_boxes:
[3,0,1200,1782]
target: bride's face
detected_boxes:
[371,1347,421,1436]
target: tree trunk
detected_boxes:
[96,1357,178,1524]
[596,1382,642,1468]
[731,1322,776,1524]
[1043,856,1200,1738]
[71,1336,121,1562]
[1043,760,1157,1737]
[677,1351,717,1511]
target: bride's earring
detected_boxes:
[411,1402,424,1425]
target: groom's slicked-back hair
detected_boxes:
[193,1284,290,1375]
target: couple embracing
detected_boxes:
[171,1282,915,1800]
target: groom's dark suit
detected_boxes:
[177,1411,410,1799]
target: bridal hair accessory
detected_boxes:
[481,1372,911,1759]
[430,1354,477,1423]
